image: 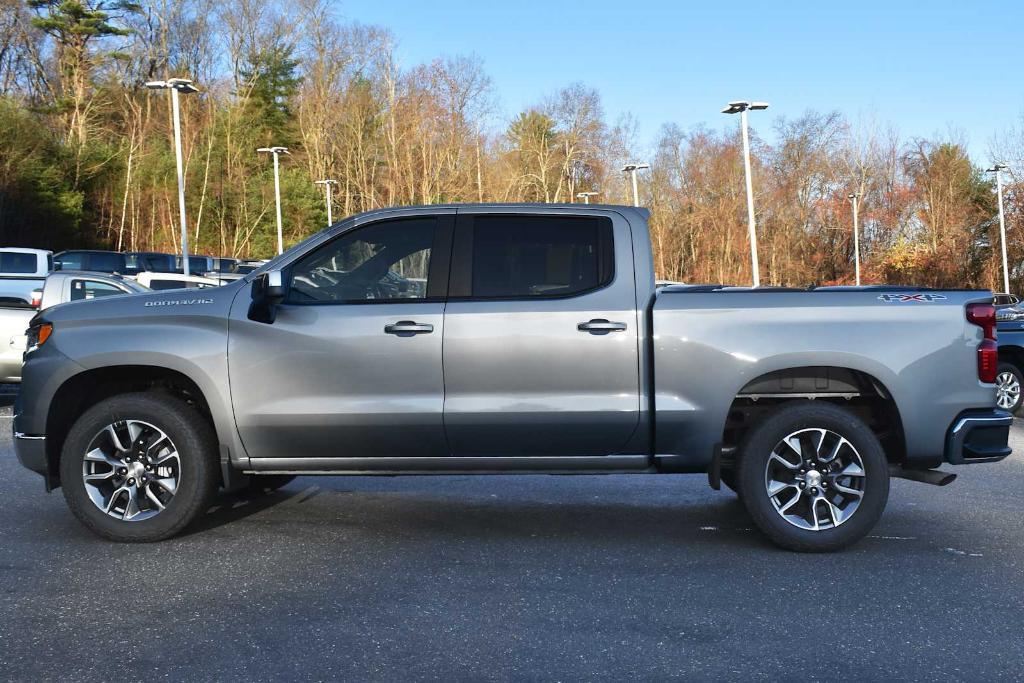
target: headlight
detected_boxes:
[25,322,52,354]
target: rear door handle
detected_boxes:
[385,320,434,335]
[577,319,627,333]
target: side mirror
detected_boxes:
[248,269,289,323]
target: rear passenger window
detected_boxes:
[469,216,613,298]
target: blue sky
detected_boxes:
[337,0,1022,162]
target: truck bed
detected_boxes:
[651,288,994,468]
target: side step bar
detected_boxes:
[889,465,957,487]
[245,454,653,475]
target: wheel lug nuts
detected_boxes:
[127,478,135,485]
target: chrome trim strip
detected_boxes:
[950,414,1013,435]
[14,432,46,441]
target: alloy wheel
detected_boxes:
[81,420,181,522]
[996,371,1021,411]
[764,428,866,531]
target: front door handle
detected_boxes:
[577,319,627,333]
[385,320,434,336]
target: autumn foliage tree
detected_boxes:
[0,0,1021,292]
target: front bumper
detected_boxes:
[945,409,1013,464]
[14,431,47,475]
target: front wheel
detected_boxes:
[60,392,220,542]
[735,402,890,552]
[996,363,1023,415]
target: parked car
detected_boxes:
[54,250,129,275]
[135,272,220,291]
[13,204,1011,551]
[176,255,214,276]
[995,299,1024,414]
[126,252,178,275]
[0,248,52,307]
[1,271,148,382]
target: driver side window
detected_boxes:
[287,218,436,303]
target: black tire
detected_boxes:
[735,401,890,552]
[996,363,1024,416]
[60,392,219,542]
[246,474,296,494]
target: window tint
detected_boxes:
[71,279,125,301]
[56,252,82,270]
[214,258,237,273]
[469,216,613,298]
[149,279,187,291]
[137,254,176,273]
[0,252,38,274]
[288,218,435,303]
[84,252,126,273]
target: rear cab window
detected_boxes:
[0,252,40,274]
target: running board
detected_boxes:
[244,454,652,475]
[889,465,957,486]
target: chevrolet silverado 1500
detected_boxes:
[12,204,1013,551]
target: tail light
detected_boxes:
[30,289,42,309]
[967,303,998,383]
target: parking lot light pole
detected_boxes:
[576,191,599,205]
[986,163,1011,295]
[314,179,338,227]
[621,163,649,207]
[848,192,862,286]
[258,147,290,254]
[722,101,769,287]
[145,78,199,275]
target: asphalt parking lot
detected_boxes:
[2,388,1023,681]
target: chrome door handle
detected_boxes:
[384,320,434,335]
[577,319,627,333]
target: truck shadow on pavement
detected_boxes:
[187,482,775,550]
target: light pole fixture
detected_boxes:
[621,163,649,207]
[848,192,862,286]
[145,78,199,275]
[576,191,599,205]
[722,100,769,287]
[314,179,338,227]
[257,146,291,254]
[986,163,1011,295]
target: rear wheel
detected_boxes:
[60,392,219,542]
[735,402,889,552]
[996,363,1023,415]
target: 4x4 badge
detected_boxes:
[877,293,948,302]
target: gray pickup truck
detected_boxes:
[12,204,1013,551]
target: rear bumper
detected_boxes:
[945,410,1013,464]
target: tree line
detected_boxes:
[0,0,1021,290]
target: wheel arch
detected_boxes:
[722,365,906,465]
[44,365,235,489]
[998,344,1024,370]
